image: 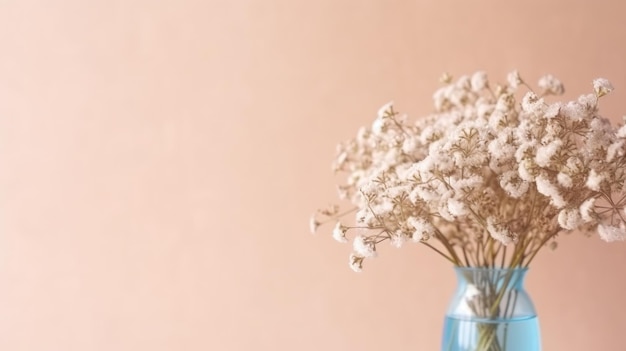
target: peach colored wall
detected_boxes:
[1,1,625,350]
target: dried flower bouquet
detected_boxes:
[311,71,625,272]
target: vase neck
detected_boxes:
[454,267,528,291]
[446,267,536,321]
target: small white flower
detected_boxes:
[372,117,387,135]
[535,140,562,167]
[438,201,456,221]
[500,171,529,198]
[372,199,394,215]
[488,135,515,161]
[356,126,370,142]
[566,156,584,174]
[617,122,626,138]
[580,198,596,222]
[451,175,484,194]
[558,208,583,230]
[332,222,348,243]
[488,110,507,131]
[535,173,566,208]
[349,254,364,272]
[360,181,379,198]
[578,93,597,110]
[353,235,377,258]
[521,92,544,114]
[598,224,626,242]
[402,136,418,154]
[538,75,565,95]
[593,78,614,97]
[386,185,410,199]
[507,70,522,89]
[477,102,494,120]
[309,215,320,234]
[518,159,536,182]
[607,141,624,162]
[407,217,434,242]
[456,75,471,90]
[411,182,442,202]
[439,72,453,84]
[561,101,586,121]
[447,197,469,217]
[377,101,395,119]
[557,172,573,188]
[543,103,561,119]
[471,71,488,92]
[585,169,603,191]
[433,87,448,111]
[486,217,517,245]
[355,208,376,226]
[390,230,407,248]
[515,140,537,162]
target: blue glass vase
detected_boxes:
[441,267,541,351]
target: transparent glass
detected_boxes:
[441,267,541,351]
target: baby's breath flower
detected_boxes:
[390,230,407,248]
[518,159,537,182]
[566,157,584,174]
[451,175,484,194]
[456,75,471,91]
[477,101,494,120]
[356,208,376,226]
[538,75,565,95]
[535,174,566,208]
[598,224,626,242]
[535,140,562,167]
[447,197,469,217]
[561,101,586,121]
[371,116,387,135]
[578,94,597,111]
[593,78,614,97]
[617,121,626,138]
[407,217,434,242]
[585,169,603,191]
[521,92,544,114]
[439,72,453,84]
[471,71,488,92]
[309,215,320,234]
[557,172,573,188]
[488,135,515,163]
[332,222,348,243]
[402,136,418,154]
[580,198,596,222]
[353,235,377,258]
[507,70,522,89]
[499,171,529,198]
[487,218,517,245]
[438,199,456,221]
[377,101,395,119]
[543,103,561,119]
[606,141,624,162]
[349,254,364,272]
[558,208,583,230]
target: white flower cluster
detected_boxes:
[313,71,626,271]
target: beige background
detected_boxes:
[1,1,625,350]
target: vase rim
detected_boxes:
[453,266,529,273]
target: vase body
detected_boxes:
[441,267,541,351]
